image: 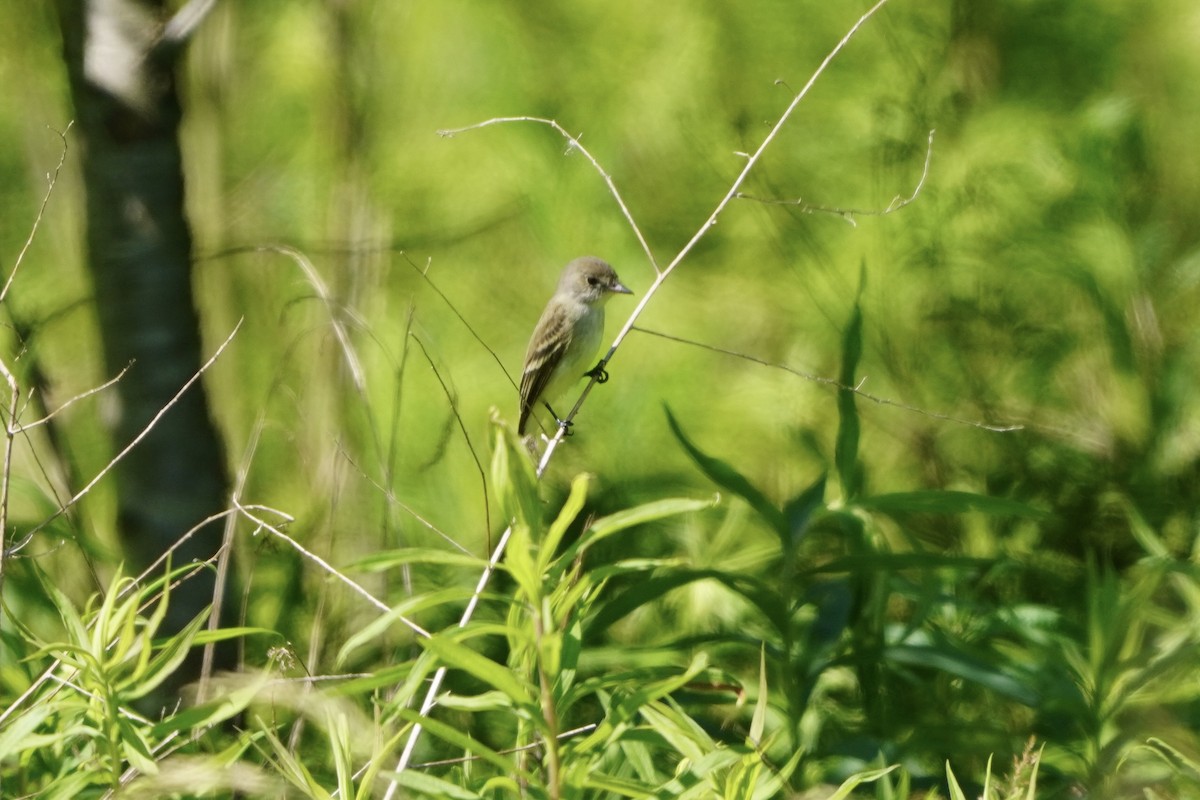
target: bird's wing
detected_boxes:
[518,311,574,434]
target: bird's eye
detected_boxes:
[587,277,600,287]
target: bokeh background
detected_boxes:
[2,0,1200,795]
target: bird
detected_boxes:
[518,256,633,435]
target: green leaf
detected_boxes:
[118,715,160,775]
[858,490,1046,517]
[885,643,1040,706]
[576,494,718,555]
[542,472,590,570]
[336,587,470,667]
[1024,743,1045,800]
[782,473,826,549]
[586,569,785,638]
[0,703,52,758]
[393,707,530,780]
[152,672,272,737]
[124,608,209,700]
[665,405,785,536]
[748,645,768,746]
[384,769,483,800]
[825,765,898,800]
[835,280,864,502]
[491,414,541,534]
[551,498,714,587]
[420,633,534,707]
[347,547,486,572]
[945,761,968,800]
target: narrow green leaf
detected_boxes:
[804,552,995,576]
[782,473,826,549]
[117,715,159,775]
[1024,744,1045,800]
[835,285,864,502]
[823,764,898,800]
[586,569,785,638]
[420,633,534,706]
[749,645,768,746]
[579,771,655,797]
[336,587,469,667]
[192,626,279,645]
[348,548,486,572]
[858,491,1046,517]
[0,704,52,758]
[665,406,785,536]
[38,567,90,651]
[492,415,541,534]
[124,609,208,700]
[945,761,968,800]
[582,495,718,552]
[151,672,272,737]
[384,769,483,800]
[508,520,545,608]
[393,707,530,780]
[542,472,590,570]
[885,643,1039,706]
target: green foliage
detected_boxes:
[3,0,1200,797]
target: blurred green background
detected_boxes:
[2,0,1200,794]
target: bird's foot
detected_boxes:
[586,361,610,383]
[544,402,574,437]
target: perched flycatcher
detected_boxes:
[518,256,633,435]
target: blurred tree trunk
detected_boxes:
[54,0,231,684]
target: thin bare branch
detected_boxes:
[1,123,73,305]
[337,443,470,555]
[401,253,518,391]
[736,128,936,226]
[0,356,20,615]
[410,333,492,548]
[635,326,1024,433]
[14,364,132,432]
[439,118,660,274]
[5,320,243,557]
[235,499,430,639]
[385,517,516,798]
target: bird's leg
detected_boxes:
[544,402,574,436]
[585,361,610,383]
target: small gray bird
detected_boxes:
[518,257,633,435]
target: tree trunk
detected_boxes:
[55,0,232,688]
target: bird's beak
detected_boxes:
[611,281,633,295]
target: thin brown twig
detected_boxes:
[735,128,936,226]
[634,326,1023,433]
